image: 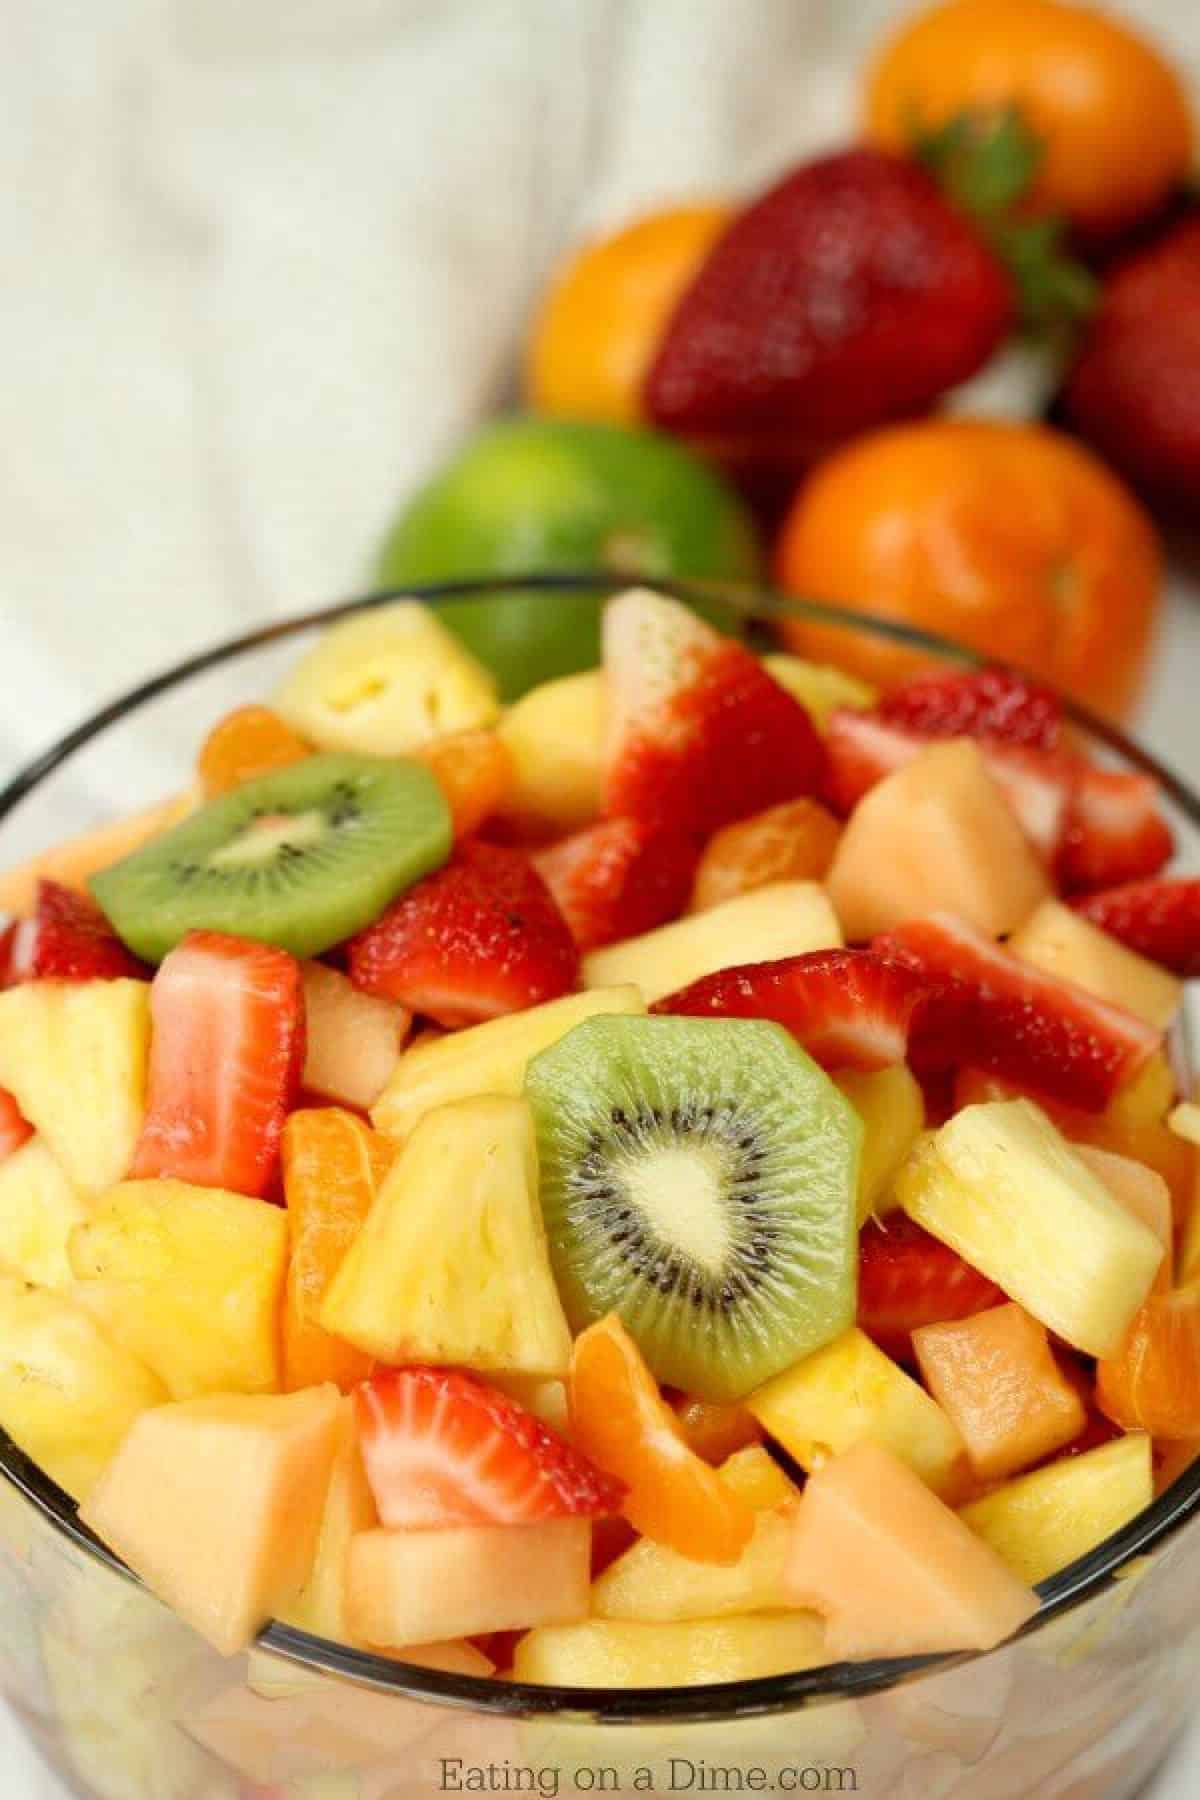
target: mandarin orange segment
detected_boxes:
[568,1315,755,1565]
[197,705,310,797]
[413,730,514,840]
[671,1396,762,1467]
[281,1107,395,1392]
[689,799,841,913]
[1096,1284,1200,1441]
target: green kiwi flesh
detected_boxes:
[526,1013,861,1402]
[90,753,451,962]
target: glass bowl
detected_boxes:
[0,575,1197,1800]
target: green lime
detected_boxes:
[371,417,762,699]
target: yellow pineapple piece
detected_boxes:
[322,1096,571,1375]
[960,1433,1152,1586]
[371,984,644,1140]
[0,789,198,917]
[497,668,606,834]
[280,1397,376,1645]
[834,1065,925,1223]
[0,1138,87,1287]
[0,980,149,1193]
[0,1284,166,1502]
[69,1179,288,1398]
[1010,900,1181,1030]
[762,655,877,729]
[489,1373,570,1435]
[747,1327,967,1499]
[897,1100,1164,1358]
[592,1446,798,1622]
[512,1612,828,1687]
[81,1386,342,1655]
[583,881,843,1004]
[274,601,499,755]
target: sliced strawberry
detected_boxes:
[858,1214,1004,1364]
[1058,767,1174,891]
[131,930,304,1198]
[1071,877,1200,978]
[7,880,148,983]
[604,589,825,839]
[355,1366,625,1530]
[348,840,578,1028]
[878,912,1162,1113]
[534,818,697,953]
[876,666,1064,750]
[652,949,926,1072]
[0,1088,32,1162]
[0,923,16,988]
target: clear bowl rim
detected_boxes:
[1,570,1197,1725]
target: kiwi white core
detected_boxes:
[618,1142,732,1273]
[211,809,327,868]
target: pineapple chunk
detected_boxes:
[0,980,149,1193]
[834,1065,925,1223]
[0,1285,166,1502]
[960,1433,1153,1586]
[280,1397,376,1644]
[0,1138,87,1287]
[583,881,843,1003]
[513,1612,827,1687]
[81,1386,342,1656]
[0,788,198,918]
[321,1096,571,1376]
[497,669,606,834]
[747,1326,967,1499]
[489,1373,570,1435]
[1010,900,1181,1030]
[762,655,877,729]
[69,1180,288,1398]
[301,962,410,1111]
[592,1447,798,1622]
[897,1100,1164,1358]
[371,984,644,1140]
[345,1518,591,1646]
[274,601,499,755]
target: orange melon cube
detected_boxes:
[1097,1282,1200,1440]
[0,790,199,917]
[913,1304,1086,1483]
[785,1441,1039,1657]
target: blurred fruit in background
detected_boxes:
[1062,213,1200,517]
[372,417,759,699]
[774,419,1161,721]
[865,0,1194,240]
[526,205,731,427]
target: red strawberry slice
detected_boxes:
[1058,768,1175,891]
[858,1214,1005,1364]
[131,930,304,1198]
[1071,877,1200,978]
[877,912,1161,1113]
[0,924,16,989]
[603,589,826,840]
[355,1366,625,1530]
[7,881,148,983]
[348,840,578,1028]
[534,818,697,953]
[876,666,1064,751]
[0,1089,32,1163]
[652,949,926,1072]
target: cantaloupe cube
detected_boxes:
[512,1613,828,1687]
[0,788,198,917]
[300,962,410,1111]
[913,1304,1086,1483]
[785,1442,1039,1656]
[582,881,843,1003]
[747,1327,967,1499]
[897,1100,1163,1358]
[81,1385,342,1655]
[591,1447,797,1622]
[280,1398,377,1645]
[322,1096,571,1375]
[70,1180,288,1398]
[370,984,644,1140]
[833,1065,926,1223]
[0,1138,87,1287]
[959,1433,1153,1586]
[497,669,606,834]
[344,1519,590,1647]
[826,739,1050,941]
[1010,900,1181,1030]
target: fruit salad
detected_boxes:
[0,587,1196,1690]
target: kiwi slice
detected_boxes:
[90,753,451,963]
[526,1013,861,1403]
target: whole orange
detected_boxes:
[773,419,1161,722]
[865,0,1193,238]
[525,204,731,426]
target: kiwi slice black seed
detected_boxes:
[90,753,451,963]
[526,1013,861,1403]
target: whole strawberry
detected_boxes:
[1063,213,1200,513]
[643,148,1012,449]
